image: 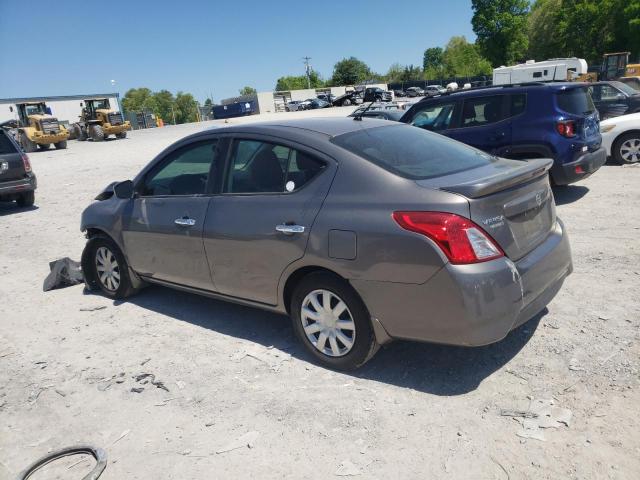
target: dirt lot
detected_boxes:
[1,112,639,479]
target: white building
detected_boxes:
[0,93,122,126]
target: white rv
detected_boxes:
[493,58,588,85]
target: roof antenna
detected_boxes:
[353,99,375,121]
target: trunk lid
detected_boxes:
[418,157,556,261]
[0,130,26,182]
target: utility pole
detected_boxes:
[303,56,312,89]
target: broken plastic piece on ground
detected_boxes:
[43,257,84,292]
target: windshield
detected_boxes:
[609,81,638,96]
[331,124,495,180]
[556,87,596,115]
[94,99,110,109]
[24,104,45,115]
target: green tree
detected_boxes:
[442,36,493,78]
[204,98,213,106]
[423,47,444,71]
[121,87,156,113]
[239,86,257,96]
[330,57,371,85]
[152,90,175,124]
[527,0,562,60]
[471,0,530,66]
[275,71,324,91]
[174,92,199,124]
[400,64,423,82]
[385,62,405,82]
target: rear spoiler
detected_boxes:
[441,158,553,198]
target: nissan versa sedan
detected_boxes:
[80,118,573,370]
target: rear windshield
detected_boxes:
[331,124,495,180]
[556,87,596,115]
[0,131,19,154]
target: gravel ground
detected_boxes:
[1,110,639,480]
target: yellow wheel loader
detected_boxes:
[70,98,131,142]
[8,102,70,152]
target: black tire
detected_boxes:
[89,125,105,142]
[20,133,36,153]
[82,235,138,299]
[342,99,352,106]
[38,143,50,150]
[115,131,127,139]
[16,191,35,207]
[77,125,88,141]
[612,131,640,165]
[290,272,379,370]
[54,140,67,149]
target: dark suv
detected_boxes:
[0,129,37,207]
[400,83,606,185]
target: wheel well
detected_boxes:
[613,129,640,150]
[282,266,345,314]
[85,227,109,239]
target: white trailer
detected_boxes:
[493,58,588,85]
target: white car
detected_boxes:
[600,113,640,164]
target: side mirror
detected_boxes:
[113,180,134,199]
[80,102,84,107]
[9,106,13,112]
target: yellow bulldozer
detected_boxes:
[70,98,131,142]
[6,102,70,152]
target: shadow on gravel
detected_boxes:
[0,201,38,216]
[119,284,543,396]
[552,185,589,205]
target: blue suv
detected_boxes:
[399,83,606,185]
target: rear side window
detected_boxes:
[556,87,596,115]
[0,131,18,154]
[511,94,527,116]
[331,124,495,180]
[408,101,455,131]
[460,95,505,127]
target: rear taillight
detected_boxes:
[392,211,504,264]
[556,120,576,138]
[21,154,32,173]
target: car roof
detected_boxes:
[206,117,394,138]
[412,82,588,103]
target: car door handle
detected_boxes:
[275,224,305,234]
[175,217,196,227]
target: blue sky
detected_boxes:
[0,0,475,102]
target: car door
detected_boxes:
[122,137,223,290]
[590,84,629,119]
[444,94,512,156]
[203,135,336,305]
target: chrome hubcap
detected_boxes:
[620,138,640,163]
[300,289,356,357]
[95,246,120,291]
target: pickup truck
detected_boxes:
[0,128,37,208]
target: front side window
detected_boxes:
[142,140,219,196]
[460,95,505,127]
[408,101,456,132]
[226,140,324,194]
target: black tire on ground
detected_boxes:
[612,131,640,165]
[116,131,127,139]
[76,125,87,141]
[89,124,105,142]
[16,190,35,207]
[82,234,138,299]
[54,140,67,149]
[19,133,36,153]
[290,271,379,371]
[38,143,50,150]
[342,99,352,106]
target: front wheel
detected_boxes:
[115,131,127,139]
[290,272,378,370]
[342,99,351,106]
[54,140,67,149]
[20,133,36,153]
[38,143,50,150]
[613,132,640,164]
[83,235,137,299]
[89,125,105,142]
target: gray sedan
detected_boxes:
[80,118,573,370]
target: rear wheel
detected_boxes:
[16,191,35,207]
[83,235,137,299]
[19,133,36,153]
[290,272,378,370]
[342,99,351,106]
[54,140,67,149]
[76,125,87,141]
[613,132,640,164]
[115,131,127,139]
[89,125,105,142]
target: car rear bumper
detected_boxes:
[0,173,37,197]
[551,146,606,185]
[351,219,572,346]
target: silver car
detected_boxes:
[80,118,573,370]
